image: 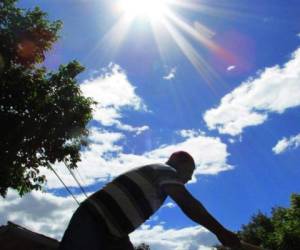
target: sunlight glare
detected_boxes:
[103,0,231,85]
[119,0,168,21]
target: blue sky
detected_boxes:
[1,0,300,249]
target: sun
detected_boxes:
[119,0,169,21]
[106,0,227,81]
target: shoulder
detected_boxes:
[119,164,182,186]
[149,164,184,187]
[145,163,177,172]
[132,163,177,177]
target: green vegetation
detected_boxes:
[135,243,151,250]
[0,0,94,197]
[237,193,300,250]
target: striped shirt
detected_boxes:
[85,163,183,237]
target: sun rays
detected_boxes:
[118,0,168,21]
[99,0,236,84]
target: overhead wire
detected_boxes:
[74,167,89,193]
[64,160,88,199]
[48,157,89,205]
[48,165,81,206]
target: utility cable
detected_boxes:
[64,161,88,199]
[48,165,80,206]
[74,167,88,192]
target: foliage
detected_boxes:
[134,243,151,250]
[238,193,300,250]
[0,0,94,197]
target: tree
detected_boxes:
[238,193,300,250]
[134,243,151,250]
[0,0,94,197]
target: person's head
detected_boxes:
[166,151,195,183]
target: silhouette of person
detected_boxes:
[59,151,241,250]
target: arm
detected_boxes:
[163,184,241,248]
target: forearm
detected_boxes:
[183,199,241,248]
[182,198,226,235]
[164,184,240,248]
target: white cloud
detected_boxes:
[0,129,231,245]
[204,47,300,136]
[228,138,235,144]
[0,191,218,249]
[178,129,205,138]
[146,130,232,176]
[0,189,81,240]
[114,122,149,135]
[131,224,218,250]
[88,127,124,150]
[228,136,242,144]
[162,202,176,209]
[163,67,176,80]
[40,127,125,188]
[80,63,149,133]
[272,133,300,154]
[227,65,236,71]
[43,128,232,189]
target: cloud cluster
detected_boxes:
[163,67,176,80]
[272,133,300,154]
[0,190,219,249]
[42,129,232,189]
[40,127,126,188]
[80,63,149,133]
[0,190,80,239]
[227,65,236,71]
[131,224,218,250]
[39,62,232,190]
[204,47,300,136]
[162,202,176,209]
[1,63,232,248]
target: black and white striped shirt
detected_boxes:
[86,163,183,237]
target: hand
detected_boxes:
[217,229,241,249]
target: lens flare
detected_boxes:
[119,0,168,21]
[97,0,247,84]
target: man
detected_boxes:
[59,151,241,250]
